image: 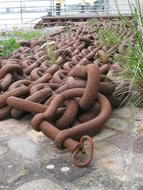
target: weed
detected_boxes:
[123,0,143,82]
[89,18,100,26]
[114,0,143,107]
[46,44,56,65]
[63,27,71,33]
[0,38,20,57]
[10,30,42,40]
[98,27,121,47]
[0,27,42,40]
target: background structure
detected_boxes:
[0,0,141,27]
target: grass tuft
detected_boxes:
[117,0,143,107]
[0,38,20,57]
[98,27,121,47]
[46,44,56,65]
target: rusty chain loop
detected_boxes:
[72,135,94,167]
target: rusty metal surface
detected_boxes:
[0,22,133,167]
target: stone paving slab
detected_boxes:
[0,106,143,190]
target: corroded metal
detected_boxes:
[0,22,131,167]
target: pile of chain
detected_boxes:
[0,22,133,167]
[34,20,74,29]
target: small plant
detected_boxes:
[0,38,20,57]
[98,27,121,47]
[91,18,122,48]
[63,27,71,33]
[46,44,56,65]
[89,18,100,26]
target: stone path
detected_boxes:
[0,106,143,190]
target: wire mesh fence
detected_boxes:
[0,0,134,27]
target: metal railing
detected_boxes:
[0,0,134,27]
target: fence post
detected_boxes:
[20,0,23,24]
[64,3,66,22]
[53,0,55,16]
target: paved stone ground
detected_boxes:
[0,105,143,190]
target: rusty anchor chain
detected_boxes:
[0,22,131,167]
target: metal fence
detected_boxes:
[0,0,134,27]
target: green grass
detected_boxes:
[124,45,143,81]
[123,0,143,81]
[98,27,121,47]
[0,28,42,40]
[90,1,143,107]
[0,28,42,57]
[112,0,143,107]
[0,38,20,57]
[9,30,42,40]
[46,44,56,65]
